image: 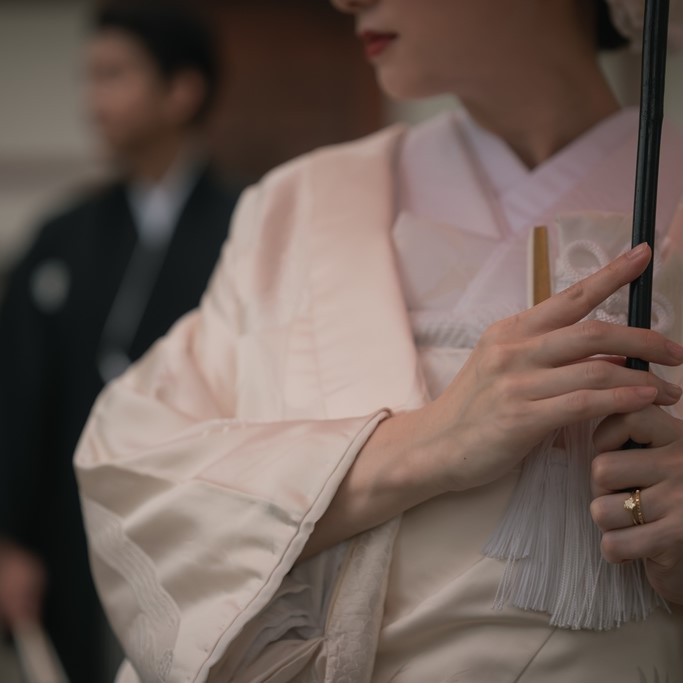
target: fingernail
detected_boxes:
[627,243,649,259]
[634,386,657,398]
[667,340,683,361]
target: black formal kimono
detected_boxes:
[0,168,240,683]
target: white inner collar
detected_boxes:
[399,106,640,238]
[127,154,201,247]
[457,107,639,233]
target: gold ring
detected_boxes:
[624,489,645,526]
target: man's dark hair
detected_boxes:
[597,0,630,50]
[93,0,220,122]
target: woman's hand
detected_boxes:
[302,244,683,560]
[591,406,683,605]
[415,243,683,493]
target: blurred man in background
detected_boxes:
[0,2,240,680]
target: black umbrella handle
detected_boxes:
[628,0,669,337]
[624,0,670,450]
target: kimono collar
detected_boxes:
[400,107,683,240]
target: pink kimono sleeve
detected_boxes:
[74,184,391,683]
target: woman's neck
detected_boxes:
[457,2,621,169]
[461,60,620,170]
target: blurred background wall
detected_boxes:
[1,0,683,287]
[0,0,100,279]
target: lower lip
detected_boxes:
[364,36,396,59]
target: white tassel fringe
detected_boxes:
[483,420,667,630]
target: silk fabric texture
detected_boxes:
[76,116,683,682]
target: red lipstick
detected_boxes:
[360,31,397,59]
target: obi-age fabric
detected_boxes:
[75,114,683,682]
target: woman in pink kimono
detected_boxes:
[75,1,683,681]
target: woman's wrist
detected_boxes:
[299,406,451,562]
[367,405,455,504]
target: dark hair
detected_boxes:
[596,0,629,50]
[93,1,220,122]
